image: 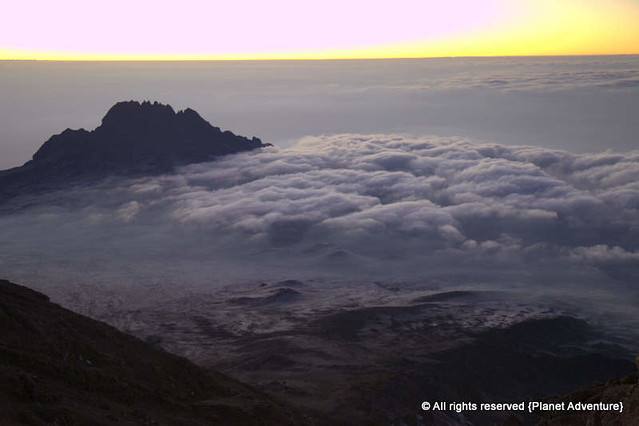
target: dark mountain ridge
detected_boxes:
[0,101,268,201]
[0,278,298,425]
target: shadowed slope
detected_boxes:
[536,370,639,425]
[0,279,298,425]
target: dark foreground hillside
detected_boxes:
[0,277,636,425]
[0,279,299,425]
[536,370,639,426]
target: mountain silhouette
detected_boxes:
[0,101,268,201]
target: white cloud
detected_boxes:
[0,134,637,291]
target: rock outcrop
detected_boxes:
[535,370,638,425]
[0,101,268,201]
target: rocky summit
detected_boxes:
[0,101,268,200]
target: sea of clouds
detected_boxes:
[1,134,637,303]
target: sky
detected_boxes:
[2,0,639,59]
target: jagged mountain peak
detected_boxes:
[99,100,178,129]
[31,100,265,167]
[0,101,269,201]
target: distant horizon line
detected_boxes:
[2,53,638,62]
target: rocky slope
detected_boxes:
[1,275,635,425]
[0,279,299,425]
[0,101,267,201]
[536,369,638,426]
[101,282,635,425]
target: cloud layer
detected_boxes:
[163,135,639,259]
[1,135,638,301]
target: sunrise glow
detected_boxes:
[2,0,638,60]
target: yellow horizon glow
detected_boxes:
[2,0,638,60]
